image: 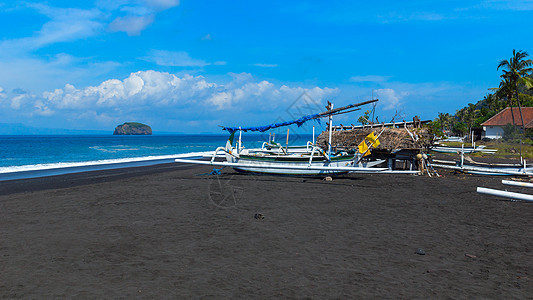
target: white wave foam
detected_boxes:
[89,145,141,152]
[0,151,214,174]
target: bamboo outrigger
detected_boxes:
[175,99,421,176]
[428,146,533,176]
[477,179,533,202]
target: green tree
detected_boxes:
[437,113,448,132]
[492,76,517,127]
[452,121,467,136]
[497,49,533,133]
[502,123,520,140]
[358,110,371,125]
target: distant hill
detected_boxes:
[113,122,152,135]
[0,123,109,135]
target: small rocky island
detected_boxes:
[113,122,152,135]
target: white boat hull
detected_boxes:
[231,157,355,175]
[431,146,497,154]
[174,158,392,174]
[429,162,533,176]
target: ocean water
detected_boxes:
[0,133,314,179]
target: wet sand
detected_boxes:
[1,164,532,298]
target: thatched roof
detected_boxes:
[316,127,433,151]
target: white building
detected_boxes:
[481,107,533,139]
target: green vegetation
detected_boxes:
[431,49,533,137]
[123,122,147,128]
[358,110,372,125]
[113,122,152,135]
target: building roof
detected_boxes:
[481,107,533,128]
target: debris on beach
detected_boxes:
[415,248,426,255]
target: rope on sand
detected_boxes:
[196,166,227,176]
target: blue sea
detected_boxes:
[0,134,314,180]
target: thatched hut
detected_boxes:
[316,127,433,152]
[316,126,434,170]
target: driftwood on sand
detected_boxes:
[316,127,434,152]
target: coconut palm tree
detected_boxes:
[437,112,454,134]
[465,103,479,136]
[492,76,517,127]
[497,49,533,133]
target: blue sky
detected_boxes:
[1,0,532,133]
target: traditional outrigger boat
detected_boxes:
[431,144,497,154]
[429,149,533,176]
[175,99,420,176]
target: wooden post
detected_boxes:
[328,103,334,157]
[461,144,464,168]
[286,128,289,151]
[238,127,242,152]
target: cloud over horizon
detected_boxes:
[0,71,338,131]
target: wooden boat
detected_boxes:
[175,99,419,176]
[218,145,385,175]
[429,152,533,176]
[431,144,497,154]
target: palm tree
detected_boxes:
[438,112,447,132]
[485,93,504,112]
[497,49,533,133]
[492,76,517,127]
[465,103,479,136]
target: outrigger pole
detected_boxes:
[315,99,378,119]
[220,99,379,133]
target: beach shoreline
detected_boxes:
[1,163,532,298]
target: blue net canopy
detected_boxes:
[222,113,321,133]
[221,99,378,133]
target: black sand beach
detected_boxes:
[1,164,532,298]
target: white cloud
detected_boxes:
[1,71,338,129]
[0,5,104,54]
[109,15,155,36]
[0,55,121,93]
[33,6,104,46]
[1,1,181,52]
[201,33,212,40]
[33,100,54,116]
[144,0,180,10]
[374,88,408,110]
[106,0,180,35]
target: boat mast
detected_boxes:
[327,102,333,158]
[238,127,242,152]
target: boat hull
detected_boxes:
[431,146,497,154]
[430,162,533,176]
[230,156,355,175]
[461,165,533,176]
